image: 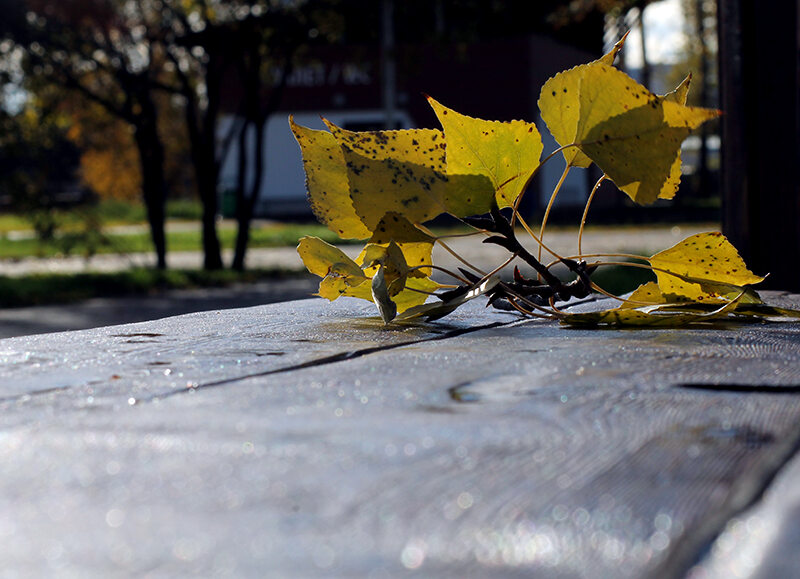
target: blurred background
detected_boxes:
[0,0,722,335]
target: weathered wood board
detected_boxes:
[0,293,799,577]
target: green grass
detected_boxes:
[0,268,302,308]
[0,222,345,260]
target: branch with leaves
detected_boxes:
[291,35,800,328]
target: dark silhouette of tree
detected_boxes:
[0,0,172,269]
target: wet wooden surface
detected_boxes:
[1,292,800,577]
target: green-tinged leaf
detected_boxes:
[733,304,800,320]
[324,121,495,230]
[427,96,543,208]
[539,63,719,204]
[561,293,743,327]
[289,118,371,240]
[649,232,765,302]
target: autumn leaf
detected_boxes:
[649,232,765,302]
[427,96,543,208]
[324,120,495,230]
[297,236,439,316]
[360,212,435,277]
[297,236,369,301]
[560,296,743,327]
[618,281,667,309]
[290,118,371,240]
[538,33,628,168]
[657,74,693,201]
[539,62,719,204]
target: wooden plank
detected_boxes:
[692,442,800,578]
[0,295,799,576]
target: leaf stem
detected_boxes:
[416,223,487,276]
[516,214,566,262]
[510,143,578,225]
[538,163,571,266]
[496,284,559,319]
[578,174,607,259]
[408,264,471,284]
[557,251,651,263]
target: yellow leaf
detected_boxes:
[296,236,438,313]
[663,73,692,105]
[658,74,692,201]
[297,236,368,301]
[363,212,435,277]
[324,121,495,230]
[597,30,630,66]
[427,96,543,208]
[538,64,594,168]
[561,293,743,327]
[395,277,442,312]
[539,63,719,204]
[360,241,412,295]
[289,118,371,240]
[538,33,630,168]
[618,281,667,309]
[649,232,765,302]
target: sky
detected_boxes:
[623,0,685,68]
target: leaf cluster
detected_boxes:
[291,36,800,328]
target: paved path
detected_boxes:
[0,224,714,338]
[0,224,711,277]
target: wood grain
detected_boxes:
[0,293,798,576]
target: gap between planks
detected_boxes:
[140,316,536,403]
[649,411,800,579]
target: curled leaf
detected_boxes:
[395,277,500,322]
[364,212,435,277]
[561,291,744,328]
[297,236,369,301]
[371,266,397,323]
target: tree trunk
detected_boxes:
[232,116,265,271]
[181,69,224,271]
[198,149,224,270]
[132,105,168,270]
